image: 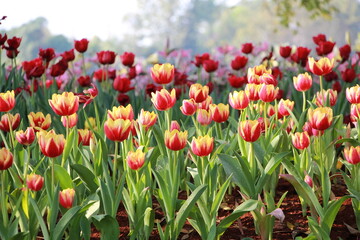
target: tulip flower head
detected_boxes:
[293,72,312,92]
[278,99,295,117]
[247,65,271,85]
[27,174,44,191]
[308,107,333,131]
[344,146,360,165]
[28,112,51,132]
[258,84,279,103]
[150,63,175,85]
[315,89,337,107]
[49,92,79,116]
[151,89,176,111]
[245,84,260,101]
[238,120,261,142]
[346,85,360,104]
[0,90,15,112]
[209,103,229,123]
[308,57,334,76]
[191,135,214,157]
[197,109,212,126]
[61,113,78,128]
[0,147,13,170]
[77,129,93,146]
[16,127,35,146]
[127,149,145,170]
[74,38,89,53]
[59,188,75,208]
[104,118,132,142]
[180,99,197,116]
[189,83,209,103]
[165,129,188,151]
[107,104,134,121]
[228,90,249,110]
[0,113,20,132]
[291,132,310,150]
[37,130,66,158]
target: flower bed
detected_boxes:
[0,31,359,240]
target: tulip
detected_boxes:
[291,132,310,150]
[193,53,210,67]
[127,149,145,170]
[291,47,311,66]
[313,34,327,45]
[151,89,176,111]
[59,188,75,209]
[344,146,360,165]
[107,104,134,121]
[278,99,294,117]
[50,58,68,77]
[28,112,51,132]
[61,113,78,128]
[0,90,15,112]
[316,41,335,56]
[85,117,97,130]
[308,57,334,76]
[60,49,75,62]
[0,113,20,132]
[170,121,181,131]
[74,38,89,53]
[190,135,214,157]
[26,174,44,191]
[49,92,79,116]
[78,129,93,146]
[37,130,66,158]
[180,99,197,116]
[231,55,248,70]
[241,43,253,54]
[120,52,135,67]
[229,90,249,110]
[104,118,132,142]
[308,107,333,131]
[304,175,313,188]
[279,46,292,58]
[209,103,229,123]
[198,96,213,110]
[189,83,209,103]
[238,120,261,142]
[77,75,91,87]
[138,109,157,129]
[293,72,312,92]
[258,84,278,103]
[341,68,356,83]
[197,109,212,126]
[16,127,35,146]
[346,85,360,104]
[245,84,260,101]
[315,89,337,107]
[150,63,175,85]
[202,59,219,73]
[350,104,360,123]
[339,44,351,62]
[97,50,116,65]
[165,129,188,151]
[227,74,247,88]
[113,76,134,93]
[302,122,321,137]
[39,48,55,64]
[259,73,277,86]
[0,148,13,170]
[247,65,271,85]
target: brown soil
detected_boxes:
[90,179,358,240]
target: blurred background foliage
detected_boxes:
[1,0,360,61]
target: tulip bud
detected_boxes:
[190,135,214,157]
[59,188,75,208]
[27,174,44,191]
[127,149,145,170]
[304,175,313,188]
[0,147,13,170]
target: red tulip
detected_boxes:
[59,188,75,208]
[74,39,89,53]
[292,132,310,150]
[16,127,35,146]
[120,52,135,67]
[279,46,292,58]
[97,50,116,65]
[190,135,214,157]
[27,174,44,191]
[165,129,188,151]
[37,130,66,158]
[127,149,145,170]
[203,59,219,73]
[0,148,13,170]
[231,55,248,70]
[241,43,253,54]
[238,120,261,142]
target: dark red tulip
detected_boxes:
[241,43,253,54]
[231,55,248,70]
[316,41,335,56]
[50,58,68,77]
[120,52,135,67]
[61,49,75,62]
[203,59,219,73]
[39,48,55,65]
[74,38,89,53]
[77,75,91,87]
[97,50,116,65]
[313,34,326,45]
[339,44,351,62]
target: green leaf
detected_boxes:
[52,206,82,240]
[29,198,50,240]
[92,214,120,240]
[216,199,258,237]
[218,153,255,197]
[54,164,74,189]
[61,128,76,165]
[72,164,99,193]
[174,184,207,238]
[322,196,351,233]
[210,175,232,216]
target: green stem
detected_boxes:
[113,141,119,186]
[302,91,306,112]
[1,171,8,227]
[249,143,256,179]
[319,75,323,93]
[7,113,15,150]
[263,102,268,138]
[215,123,223,140]
[52,158,55,195]
[24,147,31,185]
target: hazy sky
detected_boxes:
[1,0,138,40]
